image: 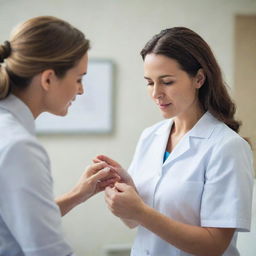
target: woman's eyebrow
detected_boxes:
[159,75,175,78]
[144,75,174,79]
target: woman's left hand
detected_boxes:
[105,182,145,221]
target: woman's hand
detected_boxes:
[72,162,120,203]
[94,155,136,189]
[105,182,145,221]
[56,162,120,216]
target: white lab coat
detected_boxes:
[0,95,73,256]
[128,111,254,256]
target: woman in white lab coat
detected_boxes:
[0,16,118,256]
[99,27,254,256]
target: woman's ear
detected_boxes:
[195,68,206,89]
[40,69,56,91]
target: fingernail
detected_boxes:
[103,167,110,172]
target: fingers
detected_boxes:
[86,162,108,176]
[105,186,116,197]
[105,186,116,205]
[100,171,120,181]
[95,155,121,168]
[90,167,111,182]
[98,178,118,190]
[97,174,121,191]
[90,168,121,191]
[114,182,130,192]
[92,158,102,164]
[104,185,130,218]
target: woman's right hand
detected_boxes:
[56,162,120,216]
[93,155,135,189]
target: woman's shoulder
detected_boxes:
[210,120,251,152]
[0,114,32,146]
[0,112,48,161]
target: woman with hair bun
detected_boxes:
[99,27,254,256]
[0,16,118,256]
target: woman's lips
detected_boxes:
[158,103,171,109]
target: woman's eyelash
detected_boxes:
[146,81,174,86]
[163,81,174,85]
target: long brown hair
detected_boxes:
[141,27,241,133]
[0,16,90,99]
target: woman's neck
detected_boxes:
[166,108,205,153]
[12,89,42,119]
[172,108,205,136]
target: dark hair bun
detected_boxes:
[0,41,11,63]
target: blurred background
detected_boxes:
[0,0,255,255]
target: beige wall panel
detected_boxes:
[234,15,256,173]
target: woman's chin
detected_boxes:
[49,108,68,117]
[59,109,68,116]
[161,111,174,119]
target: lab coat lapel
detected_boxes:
[150,119,173,174]
[163,132,191,167]
[162,111,218,167]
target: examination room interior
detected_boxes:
[0,0,255,255]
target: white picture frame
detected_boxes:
[35,59,113,134]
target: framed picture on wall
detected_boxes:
[35,59,113,134]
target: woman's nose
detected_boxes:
[152,85,163,99]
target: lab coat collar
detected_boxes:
[0,94,36,135]
[155,119,173,135]
[154,111,219,168]
[188,111,218,139]
[155,111,218,139]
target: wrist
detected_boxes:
[69,187,89,205]
[135,201,150,224]
[55,191,80,216]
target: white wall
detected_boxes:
[0,0,255,255]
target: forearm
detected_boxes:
[137,205,231,256]
[56,190,82,216]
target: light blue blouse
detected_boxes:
[163,151,170,162]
